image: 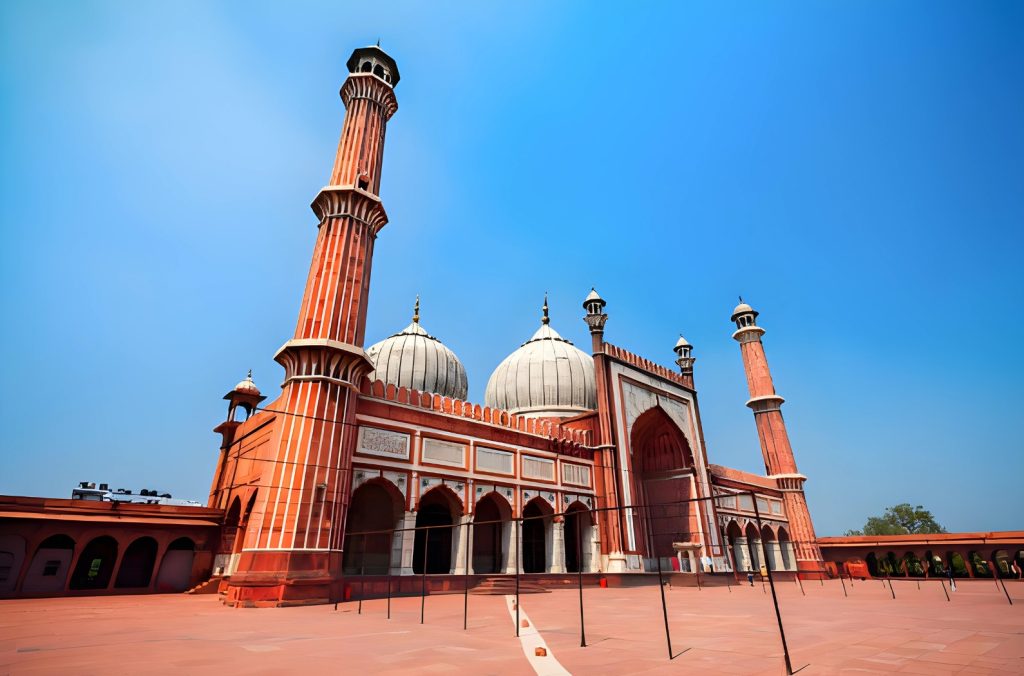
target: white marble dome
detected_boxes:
[366,309,468,400]
[484,311,596,418]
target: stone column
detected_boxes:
[452,516,472,575]
[398,511,416,575]
[549,520,566,574]
[783,542,796,571]
[734,537,751,571]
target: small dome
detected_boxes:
[674,335,691,351]
[731,297,758,322]
[234,370,260,395]
[366,301,468,400]
[484,307,596,418]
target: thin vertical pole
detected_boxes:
[420,526,428,624]
[646,504,673,660]
[576,511,586,648]
[358,534,366,615]
[753,495,793,676]
[940,579,950,602]
[839,572,847,597]
[886,575,896,600]
[796,574,805,596]
[463,519,470,630]
[998,576,1013,606]
[386,531,393,620]
[515,517,521,638]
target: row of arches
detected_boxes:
[0,533,196,595]
[724,521,797,572]
[341,481,597,576]
[858,549,1024,579]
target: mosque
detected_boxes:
[1,44,1018,606]
[200,44,822,607]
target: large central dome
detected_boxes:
[484,299,596,418]
[366,299,468,400]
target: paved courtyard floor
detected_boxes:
[1,578,1022,674]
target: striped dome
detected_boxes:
[366,320,468,400]
[484,322,596,418]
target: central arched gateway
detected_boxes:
[630,407,696,560]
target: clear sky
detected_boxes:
[1,1,1021,536]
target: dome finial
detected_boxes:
[542,293,550,325]
[413,295,420,324]
[246,368,253,380]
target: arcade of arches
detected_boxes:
[339,481,599,576]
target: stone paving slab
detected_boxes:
[0,578,1021,674]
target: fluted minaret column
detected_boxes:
[227,46,400,607]
[731,298,823,575]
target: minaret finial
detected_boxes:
[413,295,420,323]
[739,295,744,304]
[542,293,550,325]
[376,38,381,47]
[247,368,253,380]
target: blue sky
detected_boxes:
[1,1,1021,536]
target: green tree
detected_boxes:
[844,504,946,536]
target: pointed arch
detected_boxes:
[343,479,404,575]
[472,492,512,574]
[630,406,694,473]
[522,497,553,573]
[417,484,463,516]
[412,487,459,574]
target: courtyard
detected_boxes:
[1,578,1021,674]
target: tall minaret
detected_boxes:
[731,299,823,574]
[228,46,399,607]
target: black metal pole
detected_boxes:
[421,525,428,624]
[886,575,896,600]
[464,519,470,630]
[753,495,793,676]
[998,576,1013,606]
[797,573,805,596]
[358,534,366,615]
[839,572,847,597]
[940,579,950,602]
[646,505,673,661]
[577,512,586,648]
[386,531,393,620]
[515,517,521,638]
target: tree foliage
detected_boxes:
[845,503,946,536]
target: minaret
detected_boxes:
[731,298,823,574]
[582,288,627,572]
[673,335,695,388]
[227,45,400,607]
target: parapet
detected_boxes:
[357,377,594,450]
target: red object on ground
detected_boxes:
[599,578,608,588]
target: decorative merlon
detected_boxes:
[603,342,689,387]
[358,376,594,451]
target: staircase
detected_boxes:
[185,578,220,595]
[470,576,551,595]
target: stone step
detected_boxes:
[470,576,550,595]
